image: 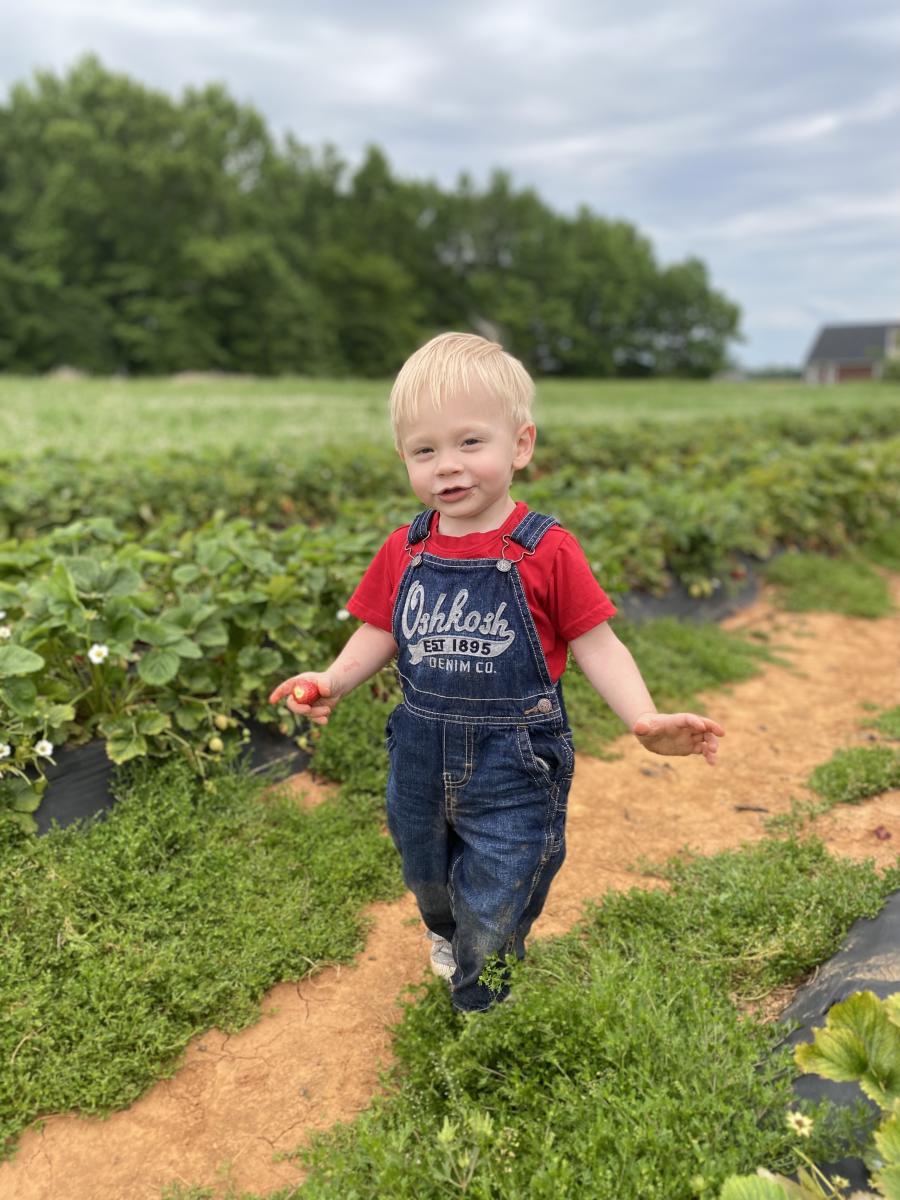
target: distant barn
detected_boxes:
[805,322,900,383]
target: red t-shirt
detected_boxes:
[346,500,616,682]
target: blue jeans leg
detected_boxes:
[447,724,571,1012]
[385,709,572,1012]
[385,708,456,942]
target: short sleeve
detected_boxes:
[345,536,400,633]
[548,532,617,641]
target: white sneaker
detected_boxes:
[426,930,456,980]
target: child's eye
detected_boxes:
[462,438,482,447]
[413,447,432,456]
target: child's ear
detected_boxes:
[513,422,536,470]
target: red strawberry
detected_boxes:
[292,680,320,706]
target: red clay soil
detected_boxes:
[3,578,899,1200]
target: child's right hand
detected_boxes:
[268,672,339,726]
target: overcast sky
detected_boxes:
[4,0,900,367]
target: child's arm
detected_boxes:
[269,622,398,726]
[569,622,724,765]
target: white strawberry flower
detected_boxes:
[0,626,11,640]
[35,739,54,757]
[0,610,6,619]
[336,608,351,621]
[88,643,110,664]
[0,743,11,759]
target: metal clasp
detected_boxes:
[405,526,431,564]
[498,534,536,566]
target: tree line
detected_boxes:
[0,56,741,378]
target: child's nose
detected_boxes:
[435,452,462,474]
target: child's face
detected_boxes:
[396,382,536,532]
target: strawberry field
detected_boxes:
[1,375,900,1200]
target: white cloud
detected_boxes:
[2,0,899,366]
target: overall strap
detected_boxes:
[406,508,436,549]
[507,511,559,551]
[404,507,559,553]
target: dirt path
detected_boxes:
[3,579,899,1200]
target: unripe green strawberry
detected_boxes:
[208,736,224,753]
[278,721,290,736]
[213,714,229,731]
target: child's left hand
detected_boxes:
[631,712,725,766]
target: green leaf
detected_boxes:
[1,676,38,714]
[265,574,297,603]
[1,774,45,814]
[43,562,83,614]
[0,548,40,570]
[64,556,104,594]
[137,647,180,686]
[194,619,228,648]
[130,548,173,566]
[135,618,187,647]
[874,1162,900,1200]
[13,786,43,813]
[172,564,202,584]
[0,644,46,678]
[105,729,148,764]
[174,701,206,731]
[719,1175,792,1199]
[236,645,282,674]
[135,709,171,736]
[7,811,38,834]
[876,1111,900,1166]
[795,990,900,1108]
[171,637,203,660]
[43,702,76,725]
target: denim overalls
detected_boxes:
[384,507,575,1012]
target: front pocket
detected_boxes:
[517,726,574,785]
[384,710,397,754]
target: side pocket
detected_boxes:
[384,711,397,754]
[517,725,571,787]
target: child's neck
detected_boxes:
[436,495,517,538]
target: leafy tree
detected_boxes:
[0,56,742,377]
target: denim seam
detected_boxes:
[398,671,549,706]
[402,695,565,727]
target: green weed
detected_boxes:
[807,745,900,806]
[858,519,900,571]
[0,751,403,1160]
[763,552,893,617]
[278,837,900,1200]
[860,703,900,740]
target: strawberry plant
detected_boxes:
[721,990,900,1199]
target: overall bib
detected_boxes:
[385,508,575,1011]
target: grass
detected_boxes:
[0,375,894,459]
[861,704,900,740]
[0,743,403,1162]
[159,837,900,1200]
[859,520,900,571]
[0,612,773,1165]
[762,551,894,617]
[808,746,900,806]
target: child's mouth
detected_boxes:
[439,486,471,502]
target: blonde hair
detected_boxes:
[390,332,534,447]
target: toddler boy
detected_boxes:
[271,332,724,1013]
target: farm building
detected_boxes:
[804,321,900,383]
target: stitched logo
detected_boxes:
[401,581,515,668]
